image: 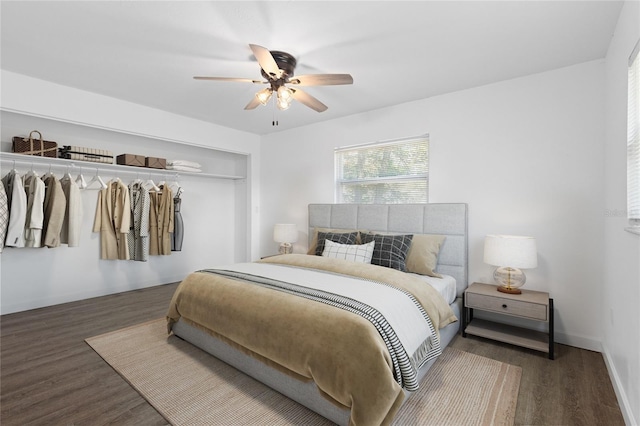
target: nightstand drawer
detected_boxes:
[466,292,548,321]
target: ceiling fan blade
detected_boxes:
[194,76,265,84]
[290,88,328,112]
[249,44,283,80]
[288,74,353,86]
[244,96,261,110]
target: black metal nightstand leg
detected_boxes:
[549,298,554,360]
[462,292,467,337]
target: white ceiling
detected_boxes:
[1,1,623,136]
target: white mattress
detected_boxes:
[407,273,457,304]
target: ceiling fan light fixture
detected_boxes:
[276,95,292,111]
[277,86,293,102]
[256,88,273,105]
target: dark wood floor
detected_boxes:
[1,283,625,426]
[451,330,625,425]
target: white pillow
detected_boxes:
[321,239,375,264]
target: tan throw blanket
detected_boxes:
[167,255,457,426]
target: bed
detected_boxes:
[167,203,468,426]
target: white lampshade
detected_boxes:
[273,224,298,244]
[484,235,537,269]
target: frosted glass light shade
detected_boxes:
[277,86,293,102]
[256,88,273,105]
[484,235,537,294]
[274,224,298,254]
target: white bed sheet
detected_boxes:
[408,273,457,304]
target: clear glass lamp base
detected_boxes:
[494,267,526,294]
[278,243,293,255]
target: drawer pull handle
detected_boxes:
[502,304,508,309]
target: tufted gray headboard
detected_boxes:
[308,203,468,297]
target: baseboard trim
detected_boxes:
[554,331,602,353]
[602,344,638,426]
[0,277,184,315]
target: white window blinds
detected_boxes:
[628,40,640,222]
[335,136,429,204]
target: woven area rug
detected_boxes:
[86,319,521,425]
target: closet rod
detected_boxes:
[0,156,179,179]
[0,152,244,180]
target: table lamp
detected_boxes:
[483,235,537,294]
[273,224,298,254]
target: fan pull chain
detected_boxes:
[272,99,279,126]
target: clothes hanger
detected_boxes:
[4,161,18,180]
[167,174,182,195]
[41,164,55,179]
[25,162,38,177]
[131,172,143,185]
[143,174,160,192]
[87,168,107,190]
[61,166,72,181]
[75,166,87,189]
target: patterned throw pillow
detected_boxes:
[315,231,359,256]
[321,240,375,264]
[360,233,414,271]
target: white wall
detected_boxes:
[261,60,606,353]
[0,71,262,314]
[603,1,640,425]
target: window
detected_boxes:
[628,39,640,232]
[335,136,429,204]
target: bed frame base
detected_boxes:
[172,299,461,426]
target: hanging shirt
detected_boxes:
[149,185,173,256]
[22,173,45,248]
[127,181,150,261]
[60,174,83,247]
[2,170,27,248]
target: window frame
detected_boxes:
[334,135,429,204]
[627,38,640,235]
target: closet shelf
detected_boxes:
[0,152,245,180]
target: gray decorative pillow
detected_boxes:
[360,233,414,271]
[315,231,359,256]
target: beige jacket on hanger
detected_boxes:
[41,174,66,248]
[93,179,131,260]
[2,170,27,248]
[23,173,45,248]
[149,185,174,256]
[60,175,83,247]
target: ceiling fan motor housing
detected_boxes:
[261,51,297,82]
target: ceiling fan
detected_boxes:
[194,44,353,113]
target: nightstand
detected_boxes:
[462,282,554,360]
